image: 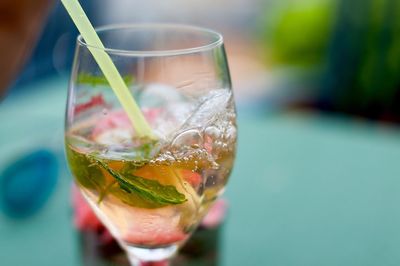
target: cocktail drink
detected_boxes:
[65,24,236,264]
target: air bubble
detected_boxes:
[211,161,219,169]
[213,141,222,149]
[225,125,237,141]
[172,129,203,148]
[204,126,221,139]
[191,144,200,149]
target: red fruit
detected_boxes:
[75,94,106,115]
[124,228,187,246]
[71,185,103,231]
[91,109,160,140]
[140,261,169,266]
[91,110,132,139]
[201,199,227,228]
[181,169,202,187]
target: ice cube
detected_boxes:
[138,83,185,108]
[139,84,195,140]
[171,128,204,149]
[151,102,193,139]
[138,85,232,141]
[94,128,132,146]
[182,89,232,128]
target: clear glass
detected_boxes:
[64,24,236,265]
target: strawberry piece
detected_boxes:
[180,169,202,187]
[75,94,106,115]
[201,199,227,228]
[71,185,103,231]
[91,109,160,140]
[91,110,132,139]
[124,227,187,246]
[140,261,169,266]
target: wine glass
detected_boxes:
[65,24,237,265]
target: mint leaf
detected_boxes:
[92,157,187,207]
[78,73,134,87]
[66,145,105,190]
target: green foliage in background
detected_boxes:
[323,0,400,119]
[261,0,337,67]
[260,0,400,120]
[357,0,400,106]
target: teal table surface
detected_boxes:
[1,78,400,266]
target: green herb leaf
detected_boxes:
[78,73,134,87]
[92,157,187,207]
[66,145,105,190]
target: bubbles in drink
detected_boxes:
[65,86,236,250]
[204,126,221,139]
[171,129,203,149]
[224,124,237,142]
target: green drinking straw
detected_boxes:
[61,0,154,139]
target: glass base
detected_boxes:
[125,244,177,265]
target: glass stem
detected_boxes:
[127,253,170,266]
[127,254,141,266]
[124,244,177,266]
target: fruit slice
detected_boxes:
[122,207,188,246]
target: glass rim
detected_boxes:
[77,23,224,56]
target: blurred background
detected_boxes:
[7,0,400,120]
[2,0,400,265]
